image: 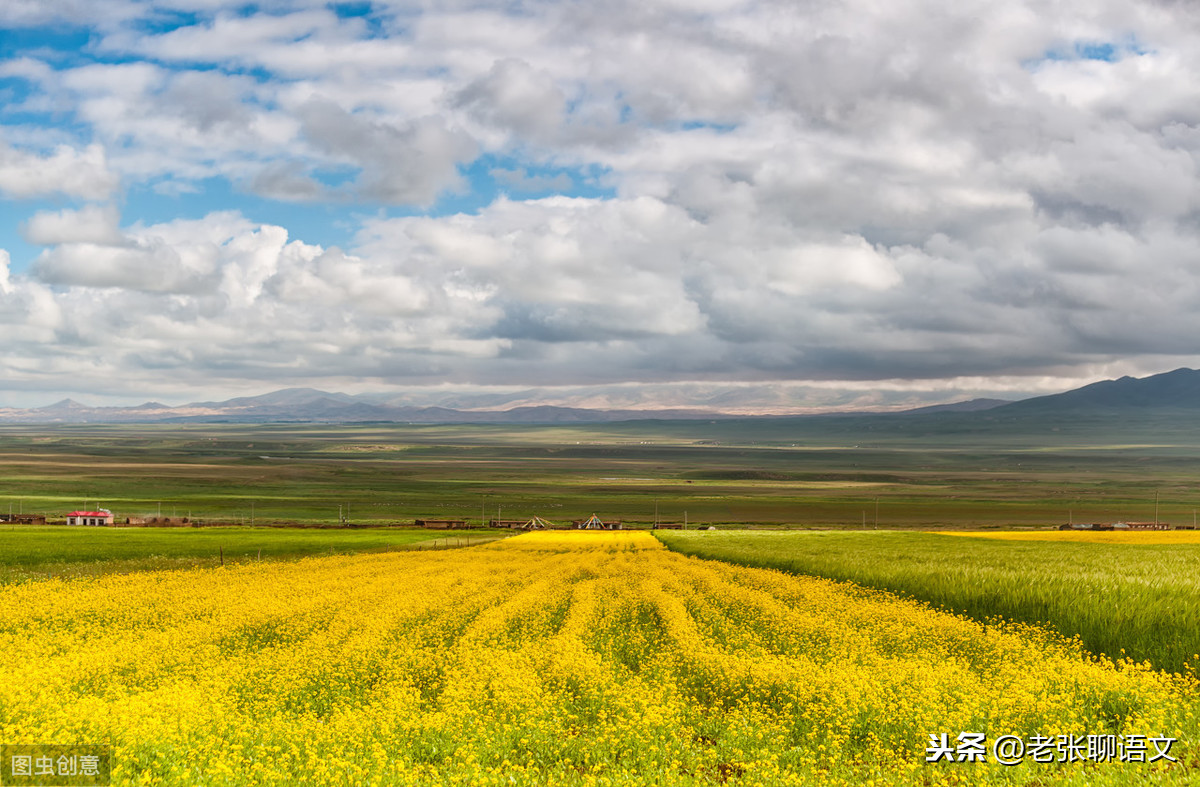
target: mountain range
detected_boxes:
[1,368,1198,424]
[0,389,723,424]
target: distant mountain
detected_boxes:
[4,369,1197,424]
[38,399,89,412]
[0,393,726,424]
[900,398,1010,415]
[991,368,1200,415]
[190,388,360,409]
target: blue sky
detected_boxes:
[1,1,1198,409]
[0,13,617,271]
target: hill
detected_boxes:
[990,367,1200,415]
[2,368,1198,425]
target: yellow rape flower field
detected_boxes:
[1,531,1196,785]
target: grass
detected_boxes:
[5,417,1200,529]
[0,525,510,583]
[656,529,1200,674]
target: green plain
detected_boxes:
[0,526,508,583]
[657,529,1200,674]
[3,411,1200,529]
[6,415,1200,669]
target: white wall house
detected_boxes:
[67,509,114,526]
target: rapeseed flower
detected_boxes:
[0,532,1193,785]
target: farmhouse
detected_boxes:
[417,519,467,529]
[67,509,114,526]
[0,514,46,525]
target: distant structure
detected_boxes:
[67,509,113,526]
[0,514,46,525]
[575,514,622,530]
[1058,521,1171,531]
[417,519,467,530]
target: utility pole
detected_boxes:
[874,497,879,529]
[1154,490,1159,527]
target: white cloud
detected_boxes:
[22,204,124,246]
[7,1,1200,403]
[0,249,10,295]
[0,0,140,27]
[105,8,346,64]
[0,142,119,200]
[455,58,568,141]
[296,100,476,204]
[765,239,903,295]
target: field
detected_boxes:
[941,531,1200,544]
[656,530,1200,674]
[0,525,507,583]
[2,531,1196,786]
[5,414,1200,528]
[5,420,1200,784]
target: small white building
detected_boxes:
[67,509,113,526]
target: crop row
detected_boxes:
[0,531,1195,784]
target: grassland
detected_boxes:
[2,531,1195,786]
[943,530,1200,544]
[0,525,508,583]
[657,529,1200,674]
[4,413,1200,529]
[4,417,1199,784]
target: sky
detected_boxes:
[2,1,1200,411]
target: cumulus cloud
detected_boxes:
[247,161,324,202]
[455,58,568,141]
[22,204,124,246]
[296,100,476,205]
[0,142,119,200]
[0,0,139,27]
[7,1,1200,403]
[32,212,253,294]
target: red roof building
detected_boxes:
[67,510,113,526]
